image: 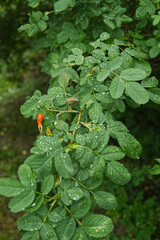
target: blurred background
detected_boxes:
[0,1,160,240]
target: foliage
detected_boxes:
[0,0,160,239]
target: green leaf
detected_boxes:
[121,68,146,81]
[82,214,113,238]
[100,32,110,41]
[48,207,66,223]
[70,192,91,218]
[54,153,74,179]
[28,24,38,37]
[28,0,39,8]
[54,0,75,13]
[72,228,88,240]
[0,178,25,197]
[41,174,54,195]
[57,31,69,43]
[20,97,38,118]
[116,132,142,159]
[38,20,47,31]
[9,190,35,213]
[132,59,151,77]
[18,164,36,190]
[109,76,124,99]
[125,82,149,104]
[17,213,42,231]
[106,161,131,185]
[55,217,76,240]
[149,165,160,175]
[141,76,158,89]
[26,195,44,213]
[109,56,123,70]
[94,191,117,210]
[136,6,147,18]
[101,146,126,161]
[70,124,81,131]
[21,231,39,240]
[40,224,58,240]
[54,120,69,132]
[88,102,102,123]
[67,187,83,201]
[36,135,62,153]
[149,46,160,58]
[148,88,160,104]
[61,191,73,206]
[97,70,110,82]
[25,154,53,182]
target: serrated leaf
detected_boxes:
[9,190,35,213]
[121,68,146,81]
[94,191,117,210]
[109,76,124,99]
[25,154,53,182]
[41,174,54,195]
[48,207,66,223]
[116,132,142,159]
[61,191,73,206]
[18,164,36,190]
[88,102,102,123]
[40,224,58,240]
[132,59,151,77]
[38,20,47,31]
[20,97,38,118]
[148,88,160,104]
[67,187,83,201]
[17,213,42,231]
[0,178,25,197]
[21,231,39,240]
[28,24,38,37]
[149,46,160,58]
[55,153,74,179]
[106,161,131,185]
[72,228,88,240]
[28,0,39,8]
[125,82,149,104]
[26,195,44,213]
[141,77,158,88]
[149,164,160,175]
[97,70,110,82]
[36,135,62,153]
[54,0,75,13]
[109,56,123,70]
[70,192,91,218]
[55,217,76,240]
[100,32,110,41]
[101,146,126,161]
[82,214,113,238]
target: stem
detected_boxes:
[35,191,52,199]
[43,199,57,224]
[72,111,82,140]
[110,70,120,77]
[71,177,94,194]
[64,205,82,226]
[46,109,79,113]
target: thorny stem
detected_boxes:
[64,205,82,226]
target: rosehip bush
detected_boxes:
[0,0,160,239]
